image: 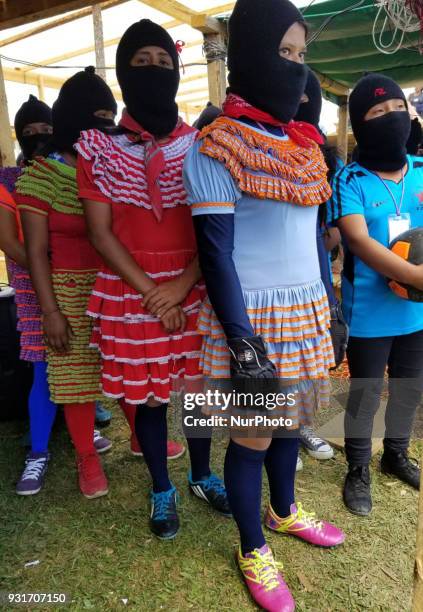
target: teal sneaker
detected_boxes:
[95,403,112,427]
[150,486,179,540]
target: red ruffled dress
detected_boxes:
[76,122,205,405]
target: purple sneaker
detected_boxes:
[16,452,49,495]
[94,430,112,454]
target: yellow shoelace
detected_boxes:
[239,548,283,592]
[295,502,323,531]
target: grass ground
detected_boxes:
[0,408,420,612]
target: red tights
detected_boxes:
[119,399,136,435]
[64,402,95,456]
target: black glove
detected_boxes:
[329,302,349,370]
[226,336,279,413]
[227,336,276,379]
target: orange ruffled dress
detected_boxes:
[183,117,335,425]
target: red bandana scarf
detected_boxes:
[222,93,324,148]
[120,109,196,221]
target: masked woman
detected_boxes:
[0,97,57,494]
[0,95,113,495]
[76,20,229,540]
[329,74,423,516]
[183,1,345,610]
[15,67,117,499]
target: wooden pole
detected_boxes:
[92,4,106,81]
[37,75,46,101]
[203,31,227,108]
[0,58,15,167]
[412,460,423,612]
[337,95,349,163]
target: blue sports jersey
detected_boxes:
[328,155,423,338]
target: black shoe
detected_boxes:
[381,449,420,490]
[343,465,372,516]
[150,487,179,540]
[189,472,232,517]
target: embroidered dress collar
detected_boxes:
[199,116,331,206]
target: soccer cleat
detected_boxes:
[77,452,108,499]
[130,435,185,460]
[265,502,345,547]
[381,449,420,490]
[16,452,49,495]
[188,472,232,516]
[150,486,179,540]
[95,402,112,427]
[299,426,334,460]
[237,544,295,612]
[93,430,112,454]
[343,465,372,516]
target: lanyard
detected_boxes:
[376,167,405,217]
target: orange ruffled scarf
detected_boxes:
[198,115,332,207]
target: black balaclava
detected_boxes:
[295,68,322,127]
[349,73,411,172]
[116,19,180,136]
[407,117,422,155]
[14,95,52,160]
[193,102,222,130]
[227,0,307,123]
[51,66,117,153]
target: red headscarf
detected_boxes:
[120,109,196,221]
[222,93,324,148]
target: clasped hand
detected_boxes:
[143,278,189,333]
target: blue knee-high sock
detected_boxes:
[29,361,57,453]
[224,440,267,555]
[135,403,171,493]
[187,437,212,481]
[265,436,299,518]
[184,404,212,481]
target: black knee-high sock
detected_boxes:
[265,436,298,518]
[135,403,171,493]
[187,437,212,481]
[224,439,267,555]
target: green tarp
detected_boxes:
[301,0,422,89]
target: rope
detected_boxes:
[372,0,422,54]
[202,39,227,64]
[306,1,366,45]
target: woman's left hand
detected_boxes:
[143,278,190,316]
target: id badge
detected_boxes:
[388,213,411,244]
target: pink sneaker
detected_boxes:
[130,435,185,460]
[236,544,295,612]
[166,440,185,460]
[265,502,345,547]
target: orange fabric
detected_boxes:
[391,240,411,261]
[0,185,24,242]
[191,201,234,210]
[199,116,331,206]
[389,280,409,299]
